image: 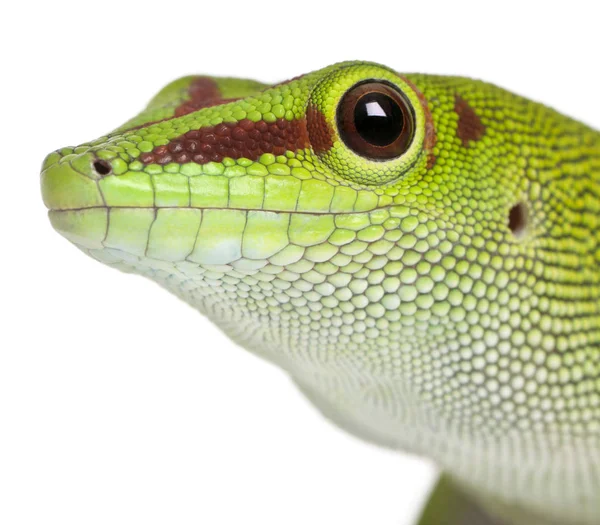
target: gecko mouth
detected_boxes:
[41,149,397,266]
[41,150,378,215]
[41,150,336,265]
[47,205,336,267]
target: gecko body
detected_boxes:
[42,62,600,525]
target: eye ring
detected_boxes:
[336,81,415,160]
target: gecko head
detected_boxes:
[41,62,437,260]
[42,61,572,438]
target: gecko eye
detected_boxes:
[337,82,415,160]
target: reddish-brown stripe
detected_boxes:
[401,76,437,168]
[426,154,437,169]
[454,95,486,146]
[119,78,238,134]
[140,118,310,165]
[306,104,334,155]
[174,77,239,117]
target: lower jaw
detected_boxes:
[49,208,108,250]
[48,206,310,266]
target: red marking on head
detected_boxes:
[400,77,437,151]
[307,104,334,155]
[174,77,239,117]
[426,153,437,169]
[140,118,310,165]
[400,77,437,168]
[118,78,238,134]
[454,95,486,146]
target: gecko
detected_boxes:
[41,61,600,525]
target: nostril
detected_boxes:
[93,159,112,176]
[508,202,528,237]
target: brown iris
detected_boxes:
[337,82,414,160]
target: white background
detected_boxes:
[2,2,599,524]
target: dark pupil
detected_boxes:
[354,92,404,147]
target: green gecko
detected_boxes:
[41,61,600,525]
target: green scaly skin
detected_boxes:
[41,62,600,525]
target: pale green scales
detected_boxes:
[41,62,600,525]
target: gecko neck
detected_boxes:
[86,248,600,525]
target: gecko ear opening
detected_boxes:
[509,202,528,237]
[93,160,112,176]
